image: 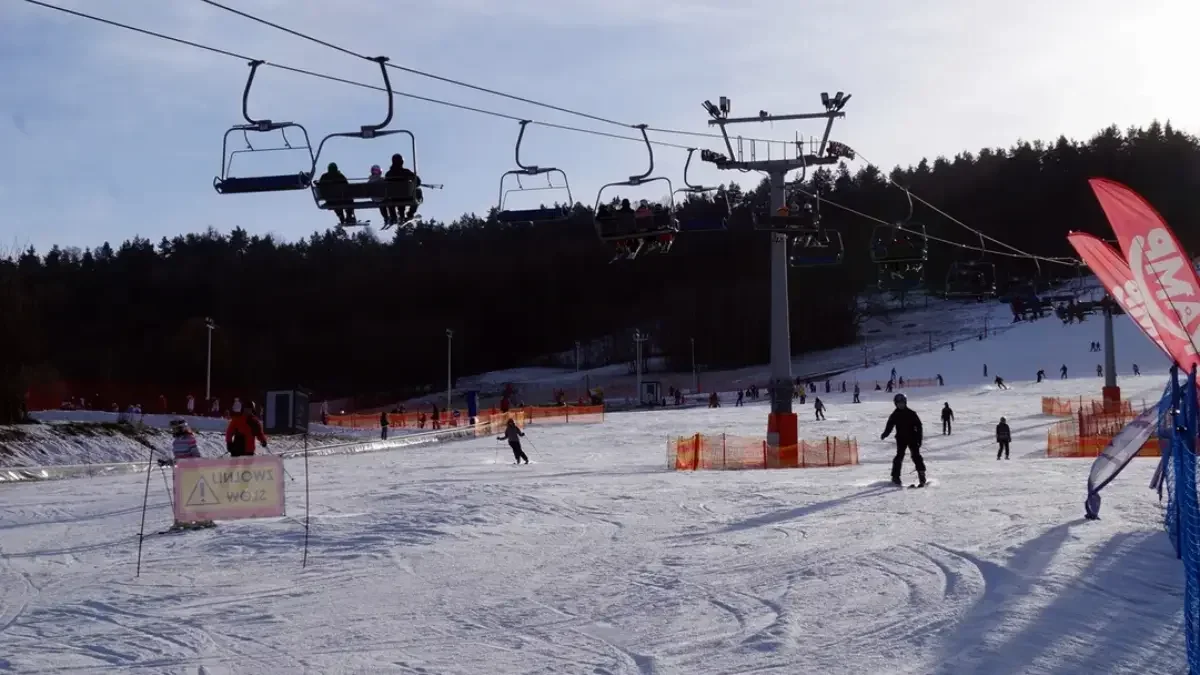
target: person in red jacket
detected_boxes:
[225,400,268,457]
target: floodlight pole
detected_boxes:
[446,329,454,413]
[703,96,847,450]
[633,330,648,406]
[204,318,216,402]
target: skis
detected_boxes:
[154,521,217,535]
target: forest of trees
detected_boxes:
[2,121,1197,422]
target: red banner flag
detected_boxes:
[1067,231,1170,358]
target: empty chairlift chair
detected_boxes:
[673,148,730,232]
[213,60,315,195]
[495,120,573,224]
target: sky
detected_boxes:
[2,0,1199,254]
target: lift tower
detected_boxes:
[702,93,853,453]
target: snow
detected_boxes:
[0,341,1187,673]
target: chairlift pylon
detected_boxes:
[495,120,573,224]
[310,56,429,229]
[213,60,315,195]
[594,125,679,262]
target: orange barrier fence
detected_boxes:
[1041,396,1136,417]
[1046,402,1158,458]
[669,433,858,470]
[325,405,604,430]
[898,378,940,388]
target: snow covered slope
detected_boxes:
[0,365,1183,674]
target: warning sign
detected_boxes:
[173,455,285,522]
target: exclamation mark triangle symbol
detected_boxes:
[185,477,219,506]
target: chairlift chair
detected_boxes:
[495,120,573,224]
[672,148,730,232]
[310,57,427,228]
[944,232,997,299]
[594,125,679,261]
[789,230,845,267]
[213,60,315,195]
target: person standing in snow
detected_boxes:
[882,393,925,487]
[814,397,826,421]
[1060,364,1068,379]
[852,383,861,404]
[996,417,1012,459]
[1133,364,1141,376]
[167,418,213,530]
[498,418,529,464]
[983,364,988,377]
[1096,364,1103,377]
[380,411,390,440]
[941,403,953,435]
[1036,369,1045,383]
[186,394,195,415]
[225,400,268,457]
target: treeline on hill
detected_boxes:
[1,121,1197,422]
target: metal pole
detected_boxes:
[204,317,215,402]
[1104,305,1117,389]
[768,170,793,430]
[446,329,453,413]
[690,337,697,393]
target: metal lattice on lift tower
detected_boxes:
[700,93,854,452]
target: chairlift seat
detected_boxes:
[314,178,421,210]
[214,172,312,194]
[679,217,727,232]
[595,210,678,241]
[754,213,818,233]
[496,207,570,224]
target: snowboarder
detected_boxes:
[1133,363,1141,376]
[941,403,953,435]
[882,393,925,487]
[853,383,861,404]
[498,418,529,464]
[814,397,826,421]
[996,417,1011,459]
[1060,364,1068,379]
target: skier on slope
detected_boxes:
[166,418,214,530]
[881,393,926,487]
[940,403,953,435]
[498,418,529,464]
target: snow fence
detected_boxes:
[668,433,858,470]
[1,407,603,483]
[1046,399,1159,458]
[325,404,605,430]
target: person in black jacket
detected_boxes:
[380,411,390,440]
[498,418,528,464]
[941,403,953,435]
[881,393,926,486]
[996,417,1011,460]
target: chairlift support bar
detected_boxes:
[593,124,677,242]
[679,148,715,193]
[311,56,416,176]
[496,120,573,222]
[214,59,314,194]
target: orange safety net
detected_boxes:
[1041,396,1136,417]
[1046,402,1158,458]
[669,433,859,470]
[324,405,605,431]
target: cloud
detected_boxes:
[2,0,1198,253]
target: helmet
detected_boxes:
[370,164,382,175]
[893,393,907,406]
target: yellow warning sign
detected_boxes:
[173,455,285,522]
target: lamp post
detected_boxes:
[690,337,698,393]
[204,317,216,402]
[446,329,454,413]
[634,330,648,406]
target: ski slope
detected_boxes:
[0,317,1187,674]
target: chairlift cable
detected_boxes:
[194,0,797,148]
[788,185,1076,266]
[23,0,704,153]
